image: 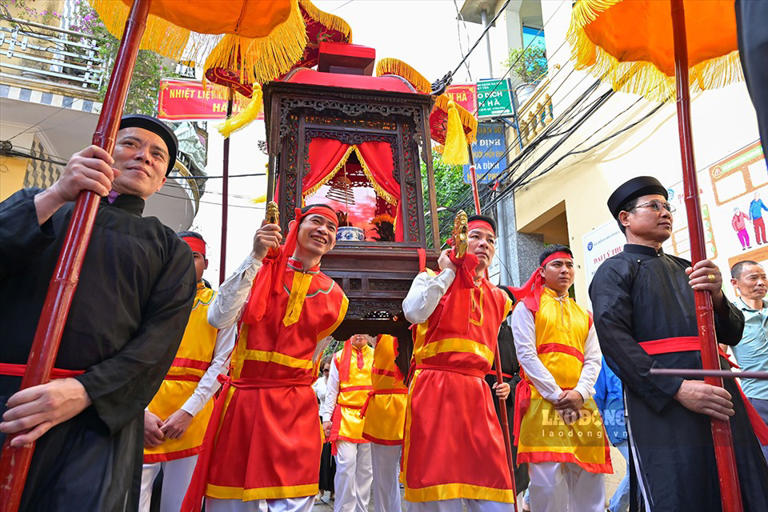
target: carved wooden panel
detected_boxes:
[278,95,423,142]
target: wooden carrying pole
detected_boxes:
[219,88,234,284]
[467,153,518,511]
[0,0,151,509]
[670,1,743,510]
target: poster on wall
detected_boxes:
[582,221,625,294]
[662,140,767,299]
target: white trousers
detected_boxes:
[528,462,605,512]
[139,455,198,512]
[371,443,402,512]
[406,498,513,511]
[334,441,373,512]
[206,497,309,512]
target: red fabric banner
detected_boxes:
[157,79,262,121]
[445,84,478,113]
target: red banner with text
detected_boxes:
[444,84,478,115]
[157,79,261,121]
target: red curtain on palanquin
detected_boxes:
[305,138,402,241]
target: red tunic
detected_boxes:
[403,273,514,503]
[204,258,347,501]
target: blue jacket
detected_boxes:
[594,357,628,445]
[749,198,768,220]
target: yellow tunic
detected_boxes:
[516,288,612,473]
[330,342,374,444]
[144,283,218,463]
[362,335,408,444]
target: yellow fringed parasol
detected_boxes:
[568,0,742,102]
[91,0,310,84]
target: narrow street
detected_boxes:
[312,445,626,510]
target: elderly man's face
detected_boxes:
[111,127,168,199]
[732,264,767,301]
[620,193,673,243]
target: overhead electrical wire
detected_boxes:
[452,0,473,81]
[450,0,514,78]
[469,0,568,117]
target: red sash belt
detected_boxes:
[0,362,84,379]
[639,336,768,445]
[538,343,584,363]
[339,385,373,393]
[486,371,514,380]
[359,388,408,418]
[172,357,210,371]
[372,367,399,378]
[165,374,202,383]
[165,358,211,384]
[181,374,313,511]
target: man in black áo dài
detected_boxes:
[589,176,768,512]
[0,114,197,511]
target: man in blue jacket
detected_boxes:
[594,357,629,512]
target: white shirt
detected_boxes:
[180,322,237,416]
[510,298,602,403]
[208,254,262,328]
[313,375,329,404]
[320,357,341,422]
[402,269,456,324]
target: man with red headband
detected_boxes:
[589,176,768,511]
[140,232,236,512]
[402,214,515,511]
[181,204,348,512]
[509,245,610,512]
[320,334,374,512]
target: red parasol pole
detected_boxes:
[467,151,518,511]
[670,1,743,510]
[219,88,233,284]
[0,0,151,509]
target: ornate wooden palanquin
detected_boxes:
[263,56,440,340]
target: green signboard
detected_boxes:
[476,79,515,118]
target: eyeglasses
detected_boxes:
[631,200,675,214]
[322,369,330,374]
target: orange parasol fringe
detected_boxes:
[218,85,264,138]
[568,0,743,103]
[375,58,432,94]
[204,1,308,85]
[91,0,190,59]
[299,0,353,42]
[434,94,478,144]
[442,100,470,165]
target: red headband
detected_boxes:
[541,251,572,267]
[467,219,495,236]
[508,251,573,313]
[242,205,337,325]
[182,236,206,256]
[302,205,338,227]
